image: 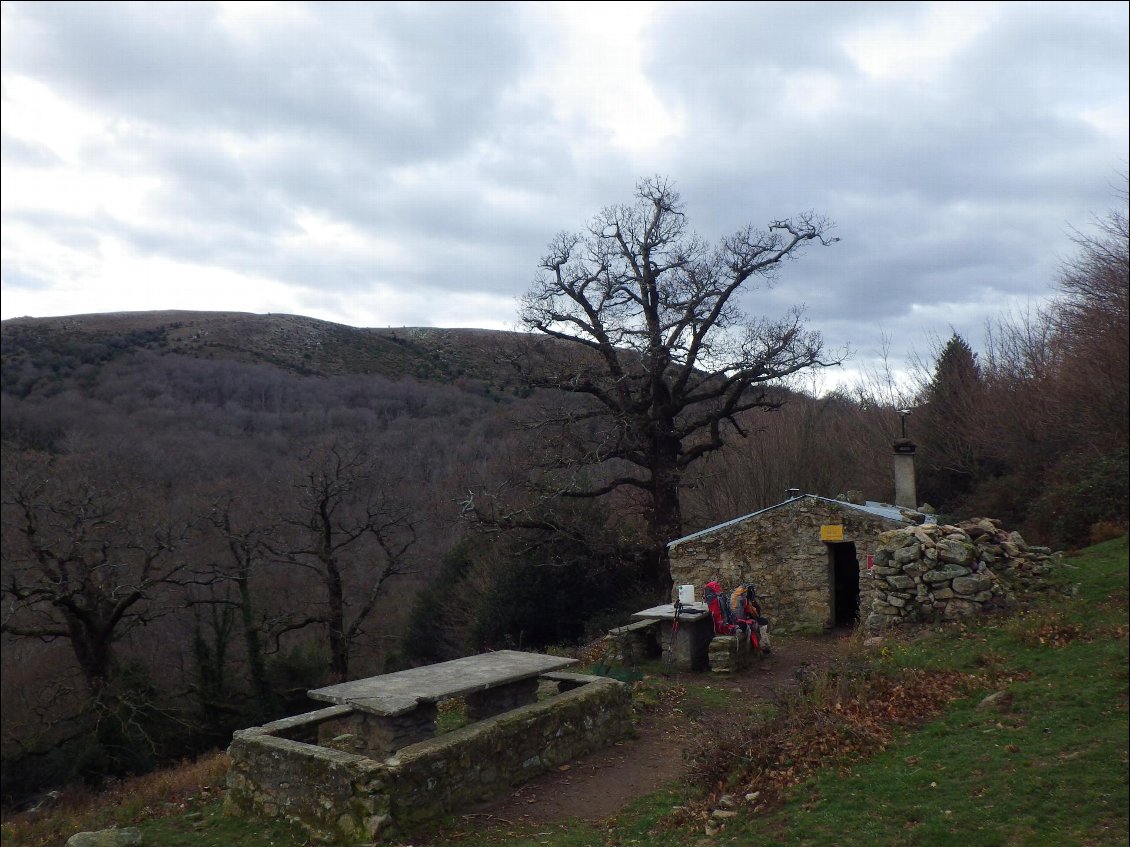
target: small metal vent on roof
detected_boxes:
[786,488,801,499]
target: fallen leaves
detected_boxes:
[675,667,974,826]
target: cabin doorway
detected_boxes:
[829,542,860,628]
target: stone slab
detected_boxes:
[308,651,577,717]
[632,602,710,622]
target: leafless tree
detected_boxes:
[515,176,841,581]
[0,453,190,698]
[1049,177,1129,451]
[279,442,417,682]
[188,492,278,714]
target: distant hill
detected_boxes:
[0,310,562,390]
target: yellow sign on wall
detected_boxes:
[820,524,844,542]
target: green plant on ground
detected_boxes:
[435,697,468,735]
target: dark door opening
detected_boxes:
[830,542,860,628]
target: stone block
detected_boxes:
[708,635,750,674]
[66,830,142,847]
[943,598,979,618]
[893,544,922,564]
[952,574,993,595]
[871,599,900,615]
[936,539,973,565]
[865,612,894,631]
[923,563,971,583]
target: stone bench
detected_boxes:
[605,619,662,665]
[707,633,752,674]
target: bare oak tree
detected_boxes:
[515,177,840,580]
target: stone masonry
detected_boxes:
[225,672,631,844]
[707,634,751,674]
[669,497,904,633]
[863,518,1062,632]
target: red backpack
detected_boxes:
[704,580,760,649]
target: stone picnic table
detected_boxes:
[307,650,578,755]
[632,602,714,671]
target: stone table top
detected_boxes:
[307,650,578,717]
[632,602,711,622]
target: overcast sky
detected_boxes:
[2,1,1127,389]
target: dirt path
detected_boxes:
[443,631,855,835]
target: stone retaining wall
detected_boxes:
[863,518,1061,632]
[225,673,631,844]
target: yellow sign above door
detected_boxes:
[820,524,844,542]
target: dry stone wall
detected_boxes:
[225,673,631,844]
[864,518,1061,632]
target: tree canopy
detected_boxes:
[517,177,840,575]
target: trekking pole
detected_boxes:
[667,598,682,668]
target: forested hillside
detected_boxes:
[1,184,1126,806]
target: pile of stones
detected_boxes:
[864,518,1062,632]
[955,517,1063,595]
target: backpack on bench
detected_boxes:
[703,580,760,651]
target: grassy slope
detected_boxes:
[4,537,1126,847]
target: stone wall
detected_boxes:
[225,673,631,844]
[863,518,1060,632]
[669,498,902,633]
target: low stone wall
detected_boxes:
[225,673,631,844]
[863,518,1060,632]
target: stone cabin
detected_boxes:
[668,494,933,634]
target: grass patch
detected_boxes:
[0,753,266,847]
[745,535,1129,847]
[137,801,308,847]
[436,696,468,734]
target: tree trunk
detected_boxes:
[324,560,349,683]
[651,418,682,598]
[236,570,274,716]
[65,612,114,696]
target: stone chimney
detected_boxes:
[893,410,917,508]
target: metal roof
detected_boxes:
[667,494,935,549]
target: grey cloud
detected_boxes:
[1,1,1126,381]
[638,1,1125,371]
[4,2,531,166]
